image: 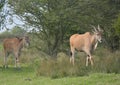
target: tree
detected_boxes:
[8,0,120,56]
[0,0,5,9]
[111,14,120,50]
[114,14,120,36]
[0,26,27,41]
[0,0,5,29]
[9,0,83,56]
[10,26,26,36]
[0,0,15,30]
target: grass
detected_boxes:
[0,66,120,85]
[0,45,120,85]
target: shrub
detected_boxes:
[36,48,120,78]
[93,49,120,73]
[36,52,90,78]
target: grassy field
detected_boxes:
[0,43,120,85]
[0,66,120,85]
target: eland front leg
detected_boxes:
[14,52,20,68]
[70,47,75,66]
[86,55,94,66]
[4,52,9,68]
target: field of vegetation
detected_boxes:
[0,0,120,84]
[0,44,120,85]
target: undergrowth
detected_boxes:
[36,49,120,78]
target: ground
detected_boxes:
[0,66,120,85]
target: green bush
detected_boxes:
[36,52,90,78]
[93,49,120,73]
[36,49,120,78]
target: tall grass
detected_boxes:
[94,49,120,73]
[36,54,90,78]
[36,48,120,78]
[36,52,90,78]
[0,44,120,78]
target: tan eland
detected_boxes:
[70,25,103,66]
[3,36,30,68]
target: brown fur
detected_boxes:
[3,36,30,68]
[70,28,102,66]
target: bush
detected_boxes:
[93,49,120,73]
[36,49,120,78]
[36,52,90,78]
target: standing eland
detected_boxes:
[70,25,103,66]
[3,36,30,68]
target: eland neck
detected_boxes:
[91,34,98,50]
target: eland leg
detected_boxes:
[70,47,75,66]
[4,52,9,68]
[15,57,20,68]
[86,55,94,66]
[89,56,94,66]
[14,52,20,68]
[85,50,94,66]
[86,55,89,66]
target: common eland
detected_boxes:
[3,36,30,68]
[70,25,103,66]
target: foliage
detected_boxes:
[36,49,120,78]
[0,0,14,30]
[93,48,120,73]
[0,26,27,42]
[10,26,26,36]
[0,41,120,82]
[36,56,90,78]
[9,0,82,56]
[0,0,5,10]
[0,0,5,29]
[109,14,120,50]
[8,0,120,55]
[113,14,120,36]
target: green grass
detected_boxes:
[0,45,120,85]
[0,66,120,85]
